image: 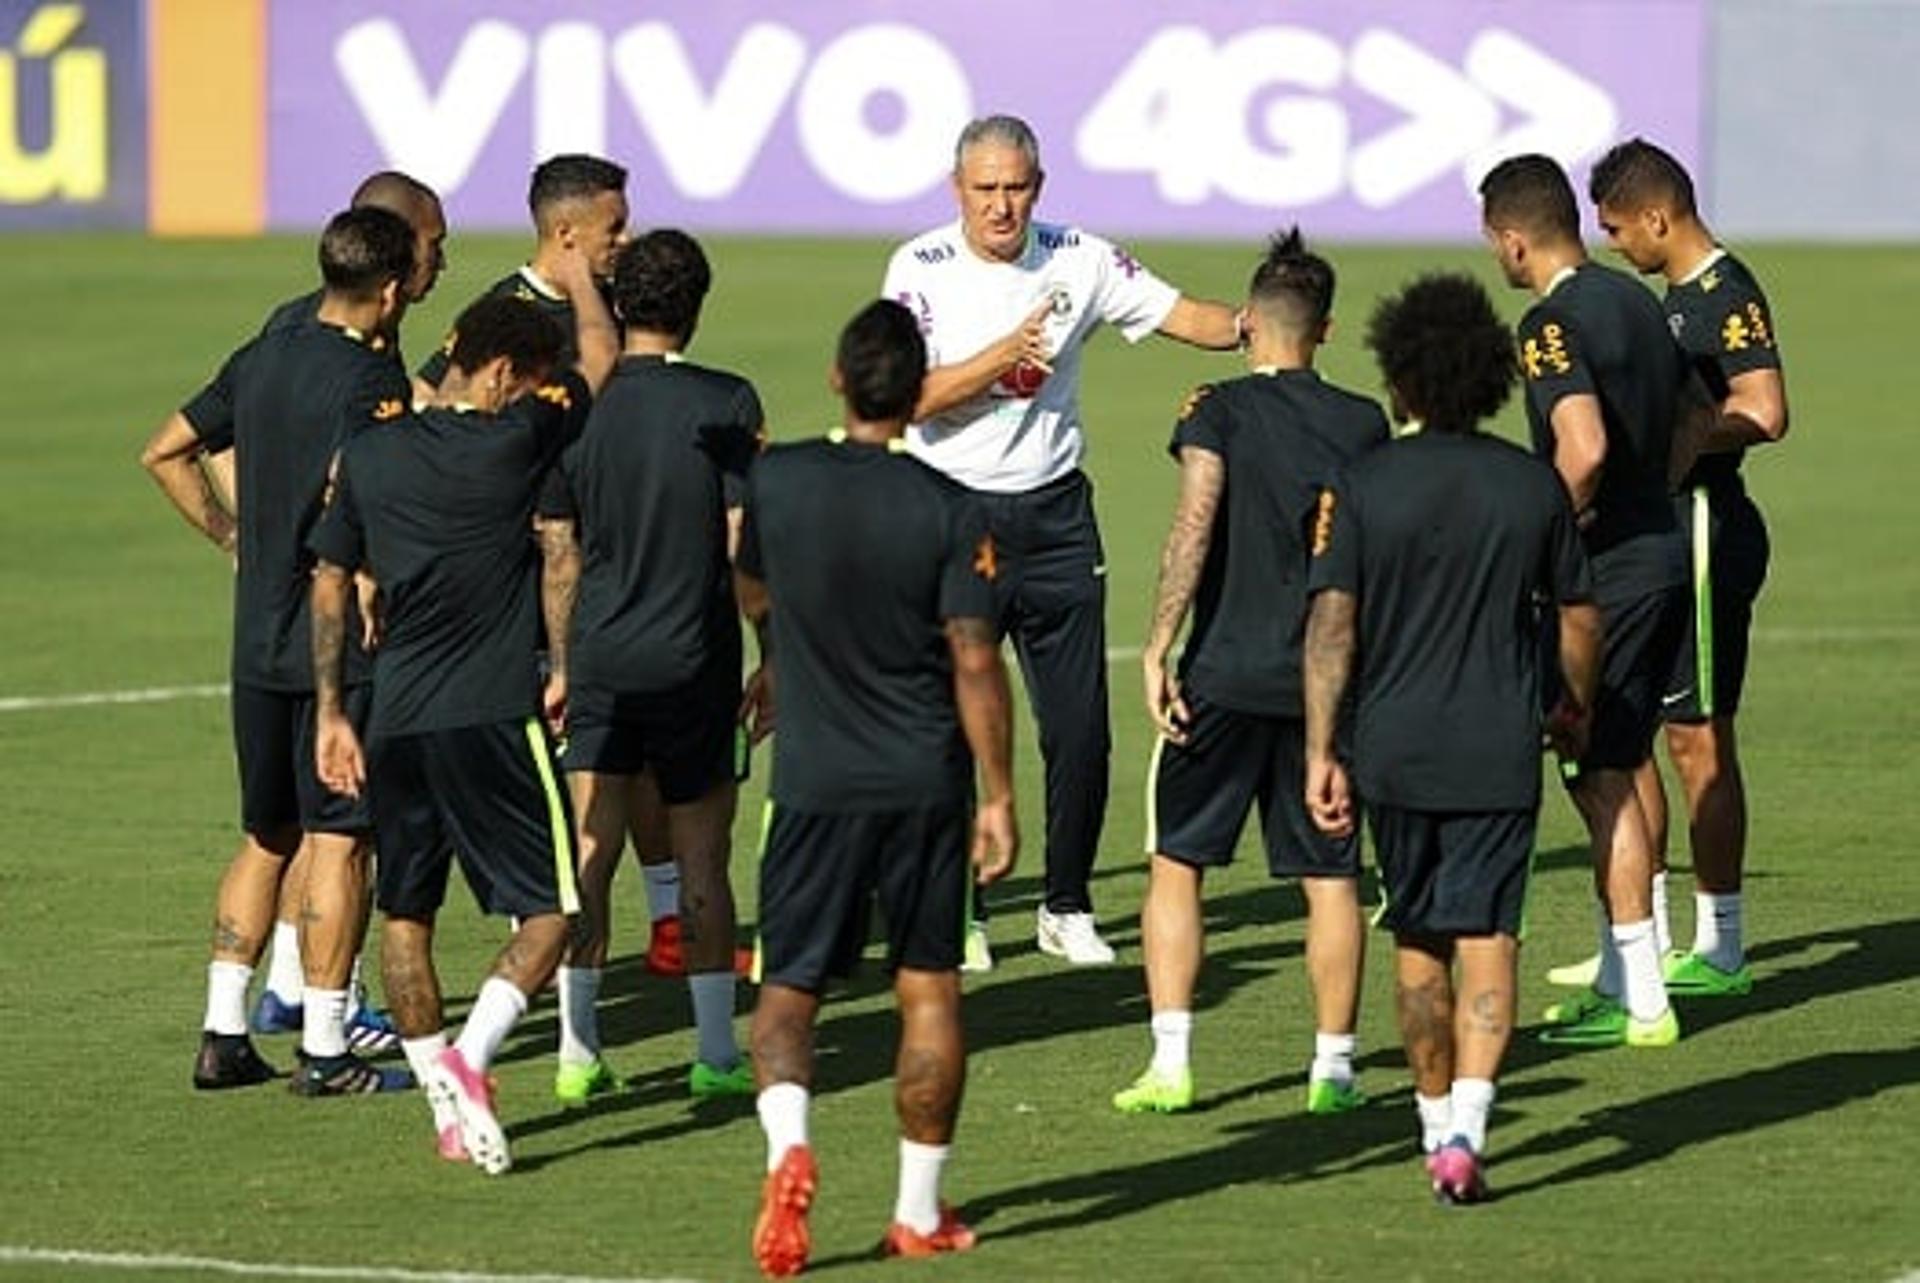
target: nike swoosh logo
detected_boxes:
[1662,690,1693,706]
[1093,564,1108,578]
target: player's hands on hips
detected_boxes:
[1544,693,1591,762]
[739,664,775,743]
[542,671,568,738]
[972,795,1018,884]
[316,712,366,799]
[1143,650,1192,744]
[1305,754,1353,838]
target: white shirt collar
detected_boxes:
[1541,265,1579,298]
[1677,246,1729,286]
[517,265,565,301]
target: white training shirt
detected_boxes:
[882,220,1179,493]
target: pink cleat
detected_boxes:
[436,1123,469,1163]
[428,1047,510,1175]
[1425,1138,1489,1205]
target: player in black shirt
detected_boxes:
[1588,138,1789,997]
[1118,230,1388,1118]
[1481,154,1688,1048]
[537,230,764,1105]
[737,301,1017,1274]
[309,264,617,1174]
[142,208,418,1094]
[1304,273,1600,1203]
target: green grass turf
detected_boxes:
[1,234,1917,1283]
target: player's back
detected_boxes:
[554,356,760,692]
[1335,431,1583,810]
[743,437,986,812]
[226,320,406,690]
[1178,370,1389,715]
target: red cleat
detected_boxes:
[880,1204,977,1258]
[753,1145,817,1278]
[645,915,755,978]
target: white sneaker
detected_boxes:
[1036,908,1116,965]
[961,920,994,973]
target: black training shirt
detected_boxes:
[738,436,996,813]
[1516,262,1685,598]
[1665,251,1782,493]
[1309,431,1593,811]
[308,373,591,737]
[539,355,762,693]
[180,320,408,691]
[1169,369,1388,717]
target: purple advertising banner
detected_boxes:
[0,0,146,229]
[267,0,1704,239]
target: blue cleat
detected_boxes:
[290,1050,414,1096]
[250,990,303,1035]
[346,1005,401,1054]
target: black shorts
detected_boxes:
[232,683,371,838]
[1572,581,1688,777]
[562,665,740,803]
[1370,806,1536,937]
[1146,694,1359,878]
[369,717,579,920]
[1663,486,1769,723]
[756,800,970,993]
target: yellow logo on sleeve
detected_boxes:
[1177,384,1212,421]
[1310,489,1336,557]
[534,383,573,411]
[1721,314,1751,352]
[972,534,999,582]
[371,398,405,421]
[1522,322,1572,379]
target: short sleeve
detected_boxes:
[1167,384,1225,459]
[701,379,765,478]
[736,475,765,579]
[536,444,579,521]
[882,248,940,364]
[1544,476,1594,605]
[337,363,413,448]
[1306,485,1359,597]
[181,347,245,453]
[1706,279,1783,379]
[939,491,998,624]
[1092,236,1179,343]
[415,329,456,388]
[308,455,366,573]
[1518,305,1596,418]
[510,370,594,469]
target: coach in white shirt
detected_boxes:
[882,114,1242,967]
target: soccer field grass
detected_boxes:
[1,234,1916,1283]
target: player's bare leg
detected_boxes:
[884,967,976,1255]
[1394,936,1456,1150]
[751,983,821,1278]
[1115,854,1200,1113]
[288,833,402,1093]
[1302,875,1366,1111]
[257,841,313,1022]
[673,781,748,1094]
[628,772,686,975]
[193,826,298,1089]
[1663,718,1752,989]
[1632,757,1674,952]
[555,769,628,1103]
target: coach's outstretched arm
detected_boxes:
[949,615,1018,884]
[1302,588,1358,839]
[1155,296,1245,351]
[140,413,236,557]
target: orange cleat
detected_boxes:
[880,1204,977,1258]
[645,916,756,978]
[752,1145,818,1278]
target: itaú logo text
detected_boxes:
[0,3,106,204]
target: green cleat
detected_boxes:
[961,920,994,974]
[1305,1078,1365,1115]
[1663,952,1754,996]
[1625,1006,1682,1047]
[1113,1066,1194,1114]
[1541,986,1618,1026]
[1545,952,1601,988]
[1539,998,1628,1045]
[689,1058,754,1099]
[554,1058,625,1107]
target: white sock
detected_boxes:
[1450,1077,1495,1154]
[265,921,304,1003]
[1694,892,1744,970]
[1612,918,1669,1022]
[203,961,253,1035]
[454,978,529,1073]
[643,862,681,921]
[301,987,350,1059]
[1416,1093,1453,1154]
[689,971,740,1068]
[557,966,602,1066]
[757,1081,811,1170]
[894,1139,949,1235]
[1651,871,1673,957]
[1149,1009,1192,1074]
[1593,902,1623,999]
[1310,1031,1356,1085]
[402,1033,459,1131]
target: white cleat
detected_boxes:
[1036,908,1116,965]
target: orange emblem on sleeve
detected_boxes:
[534,384,573,410]
[371,398,405,421]
[972,534,999,582]
[1310,489,1337,556]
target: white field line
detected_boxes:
[0,1244,698,1283]
[0,625,1910,716]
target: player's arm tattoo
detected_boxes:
[310,562,353,718]
[140,412,237,555]
[537,517,581,680]
[948,616,1014,803]
[1302,590,1357,762]
[1145,446,1225,662]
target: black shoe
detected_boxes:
[193,1032,280,1090]
[289,1050,414,1096]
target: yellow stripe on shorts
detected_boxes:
[522,718,579,915]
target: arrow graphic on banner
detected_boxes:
[1348,27,1619,209]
